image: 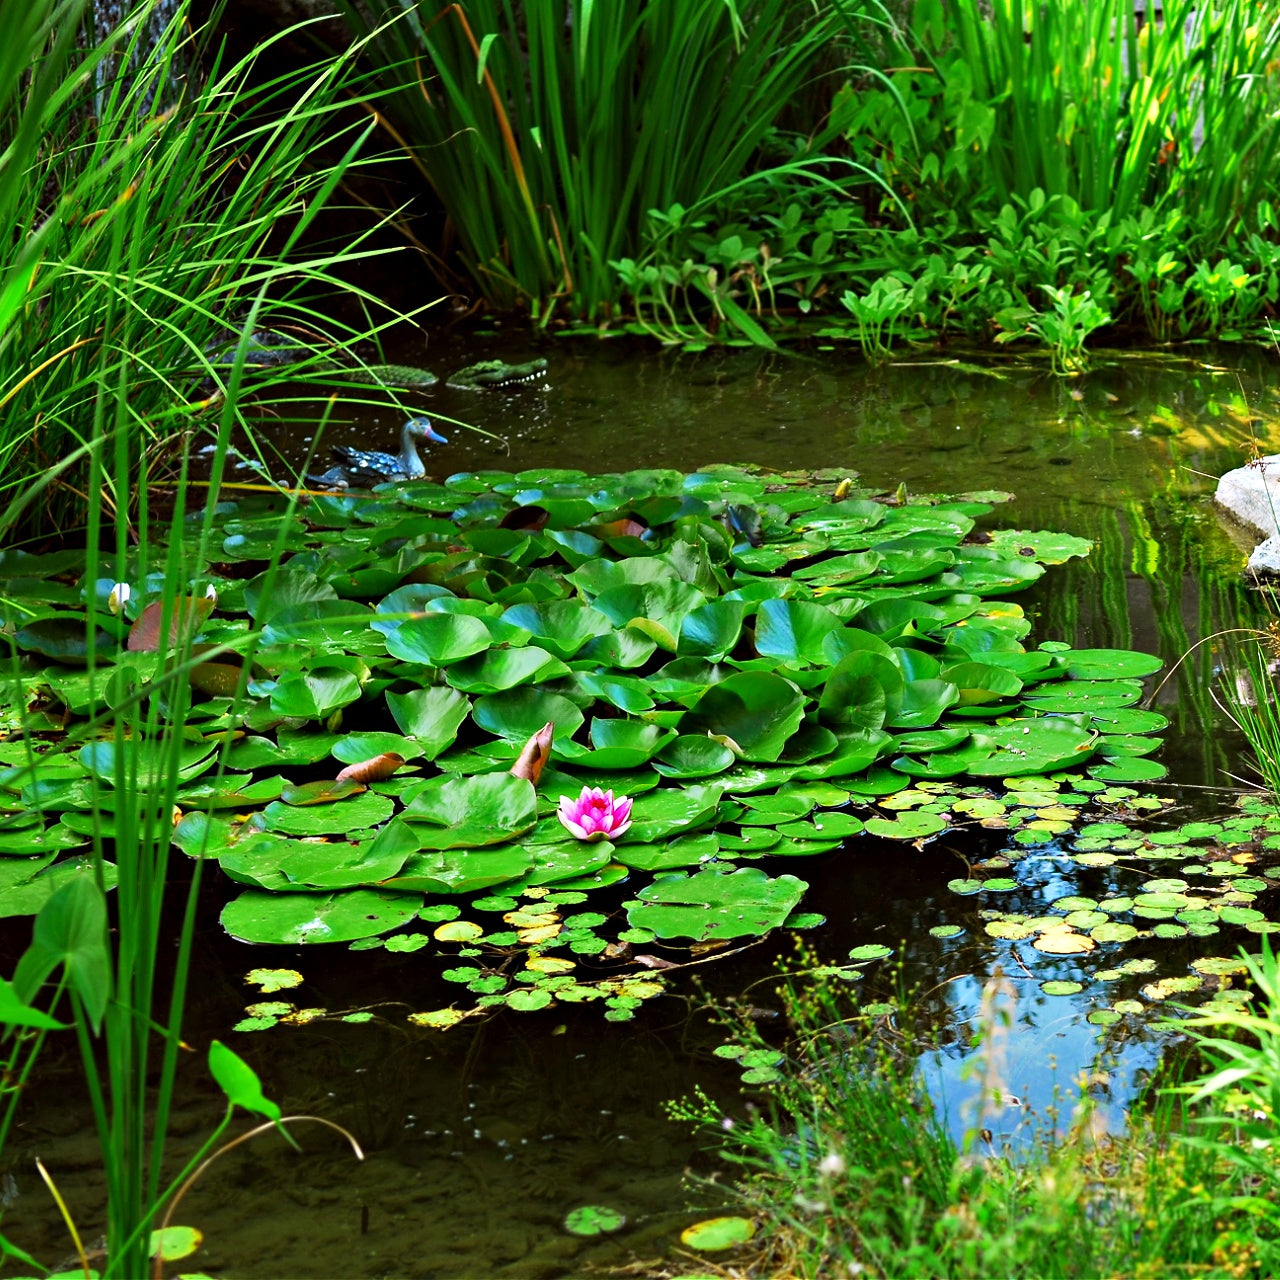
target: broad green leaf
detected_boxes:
[680,672,805,762]
[220,888,422,944]
[382,613,492,665]
[209,1039,282,1122]
[402,773,538,848]
[500,600,613,659]
[625,865,806,941]
[386,686,471,758]
[472,688,585,743]
[13,875,110,1031]
[754,598,843,666]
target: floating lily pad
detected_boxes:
[680,1217,755,1251]
[221,889,422,944]
[625,866,806,941]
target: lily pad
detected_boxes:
[220,889,422,944]
[625,865,806,941]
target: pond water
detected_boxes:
[6,338,1279,1277]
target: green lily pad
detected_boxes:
[1062,649,1163,680]
[754,598,843,666]
[625,865,806,941]
[402,773,537,849]
[501,601,613,659]
[381,613,492,665]
[472,688,585,744]
[220,888,422,944]
[681,1216,755,1251]
[680,672,805,762]
[653,735,737,778]
[564,1204,627,1237]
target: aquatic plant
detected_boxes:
[0,1,414,1271]
[872,0,1280,233]
[4,456,1214,1036]
[558,786,633,842]
[334,0,867,322]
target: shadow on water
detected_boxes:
[8,341,1280,1276]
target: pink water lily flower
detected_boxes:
[557,785,632,842]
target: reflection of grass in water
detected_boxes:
[676,958,1280,1277]
[1214,621,1280,811]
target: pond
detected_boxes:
[5,338,1277,1277]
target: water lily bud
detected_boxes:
[107,582,131,616]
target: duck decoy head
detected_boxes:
[405,416,448,446]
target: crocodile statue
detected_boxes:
[200,333,546,392]
[445,358,548,390]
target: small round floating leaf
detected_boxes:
[1088,757,1168,783]
[385,934,432,952]
[408,1008,468,1029]
[681,1217,756,1251]
[1090,926,1141,947]
[1040,980,1084,996]
[1087,1009,1122,1026]
[149,1226,202,1262]
[564,1205,626,1237]
[785,912,826,929]
[419,904,462,923]
[1220,906,1266,924]
[245,968,303,993]
[848,944,894,962]
[1141,976,1202,1000]
[929,924,964,939]
[985,920,1036,940]
[864,812,947,840]
[1032,929,1095,955]
[433,920,484,942]
[507,987,553,1011]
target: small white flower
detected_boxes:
[203,583,218,604]
[107,582,131,616]
[818,1152,846,1178]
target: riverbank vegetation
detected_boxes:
[342,0,1280,361]
[675,947,1280,1278]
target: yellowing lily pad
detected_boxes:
[680,1216,756,1251]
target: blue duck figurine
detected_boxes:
[308,416,448,489]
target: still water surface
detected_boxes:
[8,340,1279,1277]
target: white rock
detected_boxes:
[1215,456,1280,575]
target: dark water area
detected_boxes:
[8,339,1280,1277]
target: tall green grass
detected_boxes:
[855,0,1280,234]
[0,0,415,537]
[0,3,404,1272]
[336,0,855,323]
